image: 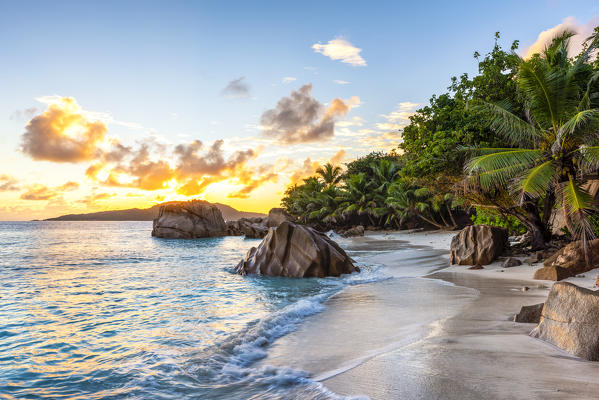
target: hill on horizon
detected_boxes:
[44,200,266,222]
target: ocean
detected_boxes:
[0,221,474,399]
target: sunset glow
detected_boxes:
[1,2,597,219]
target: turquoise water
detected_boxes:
[0,221,384,399]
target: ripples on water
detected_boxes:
[0,221,379,399]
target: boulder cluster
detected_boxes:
[152,201,359,278]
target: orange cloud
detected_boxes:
[330,149,347,165]
[21,97,107,163]
[0,175,20,191]
[20,181,79,200]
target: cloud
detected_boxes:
[261,84,357,144]
[0,175,20,191]
[282,77,297,84]
[228,165,278,199]
[523,16,599,59]
[312,38,366,67]
[221,77,251,99]
[20,95,277,199]
[21,97,107,163]
[288,150,348,185]
[333,80,351,85]
[376,102,419,131]
[336,116,365,127]
[20,181,79,200]
[35,95,143,130]
[10,108,38,121]
[289,157,320,185]
[76,192,117,207]
[86,139,174,191]
[330,149,347,165]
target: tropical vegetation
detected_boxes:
[281,28,599,260]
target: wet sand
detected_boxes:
[261,232,599,399]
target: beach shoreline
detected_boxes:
[278,230,599,399]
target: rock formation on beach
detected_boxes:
[513,303,543,323]
[533,239,599,281]
[226,208,293,239]
[235,221,359,278]
[151,200,227,238]
[531,282,599,361]
[450,225,508,265]
[337,225,365,238]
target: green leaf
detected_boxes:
[465,149,541,174]
[578,146,599,168]
[476,101,541,145]
[516,160,558,197]
[562,176,594,216]
[560,109,599,137]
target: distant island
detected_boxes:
[44,200,265,222]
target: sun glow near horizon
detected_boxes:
[2,4,598,220]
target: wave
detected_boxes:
[185,263,387,399]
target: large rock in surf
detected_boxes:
[236,221,359,277]
[450,225,508,265]
[530,282,599,360]
[266,208,293,227]
[151,200,227,238]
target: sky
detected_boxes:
[1,0,599,220]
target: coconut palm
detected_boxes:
[336,172,377,225]
[386,181,448,229]
[315,162,343,188]
[465,31,599,256]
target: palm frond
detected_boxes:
[515,160,558,197]
[465,149,541,173]
[558,176,595,241]
[474,162,531,189]
[476,101,541,146]
[577,146,599,169]
[560,109,599,138]
[562,176,594,216]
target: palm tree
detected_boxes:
[465,31,599,256]
[369,159,401,226]
[316,162,343,188]
[336,172,377,225]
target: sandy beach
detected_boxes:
[260,230,599,399]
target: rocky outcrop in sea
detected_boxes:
[151,200,227,238]
[235,221,359,278]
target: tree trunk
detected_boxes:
[521,201,550,250]
[542,190,555,228]
[414,211,445,229]
[446,202,458,228]
[437,209,451,228]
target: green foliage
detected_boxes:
[471,207,526,235]
[465,30,599,248]
[400,33,523,177]
[280,29,599,253]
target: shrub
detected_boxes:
[471,207,526,235]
